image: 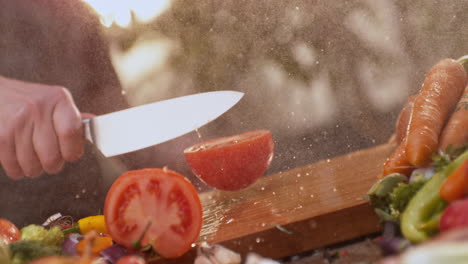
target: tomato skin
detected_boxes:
[104,168,203,259]
[0,218,20,244]
[184,130,274,191]
[440,198,468,232]
[116,255,147,264]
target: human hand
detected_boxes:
[0,76,84,180]
[384,58,468,176]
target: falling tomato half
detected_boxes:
[184,130,274,191]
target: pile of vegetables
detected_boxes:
[369,148,468,244]
[0,168,203,264]
[0,215,148,264]
[368,55,468,262]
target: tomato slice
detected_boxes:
[104,168,203,258]
[0,218,20,244]
[184,130,274,191]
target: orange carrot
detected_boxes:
[383,140,415,177]
[439,83,468,152]
[405,59,467,167]
[395,95,417,144]
[439,160,468,203]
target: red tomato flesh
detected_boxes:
[184,130,274,191]
[104,168,203,259]
[0,218,20,244]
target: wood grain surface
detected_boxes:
[152,143,396,264]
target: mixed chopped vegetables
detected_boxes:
[368,147,468,259]
[0,168,204,264]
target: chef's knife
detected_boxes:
[83,90,244,157]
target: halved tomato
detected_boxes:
[0,218,20,244]
[104,168,203,259]
[184,130,274,191]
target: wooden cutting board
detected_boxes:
[154,143,396,264]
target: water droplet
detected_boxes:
[310,194,315,198]
[261,187,265,191]
[305,172,310,176]
[75,194,80,199]
[195,129,202,139]
[255,237,262,243]
[297,173,301,177]
[272,191,276,195]
[191,243,197,248]
[295,6,299,10]
[326,159,331,163]
[299,186,304,191]
[81,189,86,194]
[121,90,127,95]
[316,60,320,64]
[261,223,266,227]
[226,218,234,224]
[333,187,337,192]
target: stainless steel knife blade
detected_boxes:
[83,90,244,157]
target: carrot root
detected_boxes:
[406,59,467,167]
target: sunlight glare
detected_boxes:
[82,0,171,27]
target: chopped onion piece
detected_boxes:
[62,233,84,256]
[409,168,435,182]
[195,243,241,264]
[42,213,63,227]
[100,244,129,264]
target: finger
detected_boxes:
[53,88,84,162]
[33,111,64,175]
[0,130,24,180]
[15,121,43,178]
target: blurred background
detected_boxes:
[82,0,468,190]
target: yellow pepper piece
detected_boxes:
[78,215,108,235]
